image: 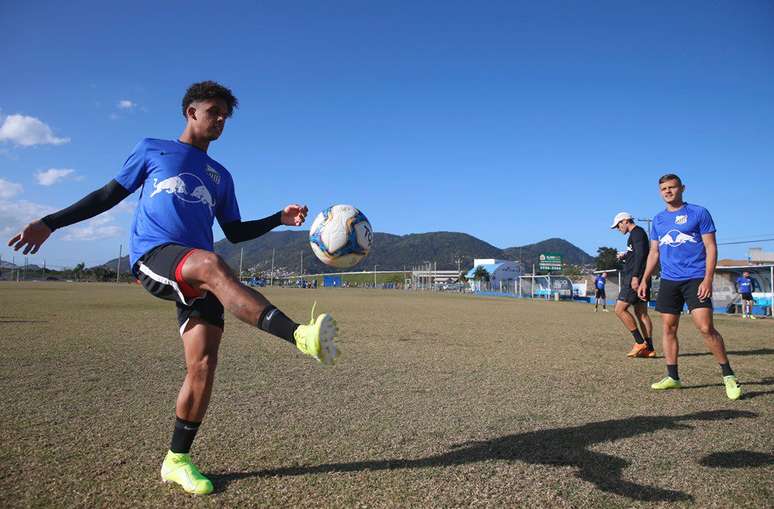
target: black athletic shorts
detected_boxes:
[741,292,753,302]
[134,243,225,332]
[656,278,712,315]
[595,288,606,299]
[618,276,651,304]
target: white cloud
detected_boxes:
[0,199,54,237]
[61,213,123,241]
[115,198,138,214]
[35,168,77,186]
[0,114,70,147]
[118,100,135,109]
[0,178,23,199]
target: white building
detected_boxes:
[749,247,774,264]
[466,258,522,291]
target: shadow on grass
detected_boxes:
[699,450,774,468]
[680,348,774,358]
[0,319,48,324]
[209,409,757,502]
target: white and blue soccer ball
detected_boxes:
[309,204,373,268]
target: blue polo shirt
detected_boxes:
[595,276,606,290]
[115,138,241,273]
[736,277,753,294]
[650,203,715,281]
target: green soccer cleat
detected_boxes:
[723,375,743,400]
[294,302,339,365]
[651,376,683,390]
[161,451,213,495]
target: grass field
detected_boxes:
[1,282,772,508]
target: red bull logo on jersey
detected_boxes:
[659,229,697,247]
[150,175,187,197]
[150,173,215,211]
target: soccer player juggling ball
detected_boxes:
[8,81,341,495]
[637,174,742,400]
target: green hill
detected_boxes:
[99,231,594,275]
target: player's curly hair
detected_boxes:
[181,81,238,118]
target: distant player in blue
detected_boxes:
[8,81,340,494]
[594,272,608,312]
[638,174,742,400]
[736,271,756,319]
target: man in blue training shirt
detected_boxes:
[8,81,340,495]
[736,271,756,319]
[638,174,742,400]
[594,272,608,312]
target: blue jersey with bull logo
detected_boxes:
[115,138,241,272]
[650,203,715,281]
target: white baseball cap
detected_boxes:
[610,212,633,229]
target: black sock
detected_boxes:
[170,417,201,454]
[258,305,299,344]
[644,337,654,350]
[630,329,645,344]
[667,364,679,380]
[720,363,734,377]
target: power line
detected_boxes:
[717,238,774,246]
[716,233,774,242]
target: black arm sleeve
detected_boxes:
[221,211,283,243]
[631,229,649,279]
[40,179,131,232]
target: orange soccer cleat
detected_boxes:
[627,343,649,358]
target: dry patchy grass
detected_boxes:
[1,282,772,508]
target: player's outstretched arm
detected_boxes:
[221,204,308,244]
[7,220,52,255]
[7,179,131,255]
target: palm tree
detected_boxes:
[473,265,490,283]
[73,262,85,281]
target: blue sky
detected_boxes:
[1,0,773,269]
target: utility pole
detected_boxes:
[116,244,122,283]
[637,217,653,235]
[270,248,275,287]
[300,251,304,277]
[239,248,244,282]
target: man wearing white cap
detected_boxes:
[611,212,655,358]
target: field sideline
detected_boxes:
[1,282,772,508]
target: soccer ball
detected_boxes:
[309,205,373,268]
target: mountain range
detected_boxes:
[98,231,594,275]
